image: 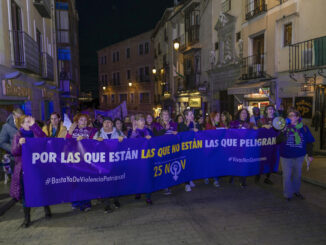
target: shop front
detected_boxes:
[228,80,274,113]
[175,91,208,118]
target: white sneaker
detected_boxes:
[163,188,172,195]
[204,178,209,184]
[185,185,192,192]
[213,180,220,187]
[189,181,196,188]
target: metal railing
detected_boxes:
[289,35,326,73]
[41,52,54,80]
[245,0,267,20]
[241,54,265,80]
[33,0,51,18]
[10,30,40,74]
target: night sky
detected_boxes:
[76,0,173,98]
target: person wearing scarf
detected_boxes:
[278,108,314,201]
[66,113,97,211]
[129,113,153,205]
[94,117,124,213]
[10,115,50,228]
[256,105,277,185]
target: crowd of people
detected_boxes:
[0,104,314,228]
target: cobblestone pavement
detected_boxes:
[0,174,326,245]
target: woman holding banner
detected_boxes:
[205,112,222,187]
[11,115,50,228]
[256,105,277,185]
[130,113,153,205]
[229,108,255,188]
[66,113,97,211]
[42,112,67,138]
[153,110,178,195]
[278,108,314,201]
[94,117,124,212]
[178,109,199,192]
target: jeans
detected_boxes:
[281,156,305,198]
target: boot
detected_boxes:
[44,206,52,219]
[22,207,31,228]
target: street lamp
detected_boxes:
[160,68,164,74]
[152,68,157,74]
[102,86,106,90]
[128,82,132,87]
[174,41,180,51]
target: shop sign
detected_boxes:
[2,79,31,98]
[295,96,312,118]
[189,97,201,108]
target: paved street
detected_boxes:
[0,173,326,245]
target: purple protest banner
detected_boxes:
[22,129,279,207]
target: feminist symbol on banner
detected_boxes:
[170,161,182,181]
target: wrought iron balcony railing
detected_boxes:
[241,54,265,80]
[41,52,54,80]
[245,0,267,20]
[289,35,326,73]
[10,30,40,74]
[33,0,51,18]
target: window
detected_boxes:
[112,52,116,62]
[222,0,231,13]
[126,48,130,58]
[117,72,120,85]
[145,42,149,54]
[139,44,144,55]
[105,74,108,86]
[102,75,105,82]
[111,94,115,104]
[104,56,107,64]
[236,32,241,42]
[140,92,150,104]
[130,93,134,104]
[119,94,127,103]
[127,70,131,80]
[284,23,292,46]
[145,67,150,81]
[56,3,69,43]
[102,95,108,104]
[112,73,116,85]
[116,51,120,62]
[139,67,144,82]
[215,42,219,50]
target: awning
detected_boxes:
[228,81,271,95]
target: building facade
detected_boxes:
[0,0,60,122]
[55,0,80,116]
[234,0,326,150]
[98,30,155,115]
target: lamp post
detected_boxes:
[173,41,180,51]
[152,68,157,74]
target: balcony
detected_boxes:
[41,52,54,80]
[241,54,265,80]
[33,0,51,18]
[187,25,200,46]
[10,30,40,74]
[245,0,267,21]
[289,35,326,73]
